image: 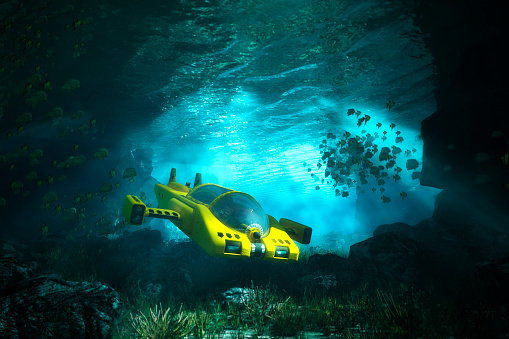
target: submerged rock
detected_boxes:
[0,240,122,338]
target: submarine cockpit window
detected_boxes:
[188,184,232,205]
[210,192,270,237]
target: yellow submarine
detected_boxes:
[122,168,312,262]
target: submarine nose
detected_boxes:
[253,231,261,240]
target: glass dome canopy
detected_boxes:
[188,184,233,205]
[209,192,270,238]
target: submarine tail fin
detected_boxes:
[194,173,202,188]
[169,168,177,183]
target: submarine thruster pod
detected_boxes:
[122,168,312,262]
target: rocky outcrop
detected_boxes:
[0,240,122,338]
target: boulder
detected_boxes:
[349,232,437,289]
[0,240,121,338]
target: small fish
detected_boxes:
[41,224,49,235]
[381,136,387,142]
[393,174,401,182]
[400,191,408,200]
[501,153,509,166]
[380,187,385,194]
[344,131,351,138]
[387,100,395,111]
[74,195,82,205]
[347,108,356,116]
[355,110,362,117]
[405,150,412,157]
[357,117,364,127]
[364,115,371,124]
[381,195,391,203]
[372,188,376,193]
[390,123,396,130]
[395,131,401,136]
[342,191,349,198]
[376,122,382,129]
[73,144,79,151]
[383,131,387,135]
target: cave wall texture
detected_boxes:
[414,0,509,233]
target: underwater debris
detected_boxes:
[40,224,49,236]
[25,90,46,107]
[492,130,503,138]
[379,147,391,161]
[43,81,52,91]
[25,171,38,182]
[16,112,32,124]
[93,148,109,159]
[45,107,63,120]
[406,159,419,171]
[501,153,509,166]
[66,154,86,167]
[29,148,44,159]
[42,191,57,205]
[61,79,80,92]
[386,160,396,169]
[100,182,113,193]
[411,172,422,180]
[72,110,84,119]
[475,152,491,163]
[123,168,137,179]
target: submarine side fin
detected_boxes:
[278,218,312,245]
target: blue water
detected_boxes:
[0,0,441,244]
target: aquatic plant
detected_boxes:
[270,298,305,337]
[129,303,192,339]
[192,310,211,338]
[205,302,227,338]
